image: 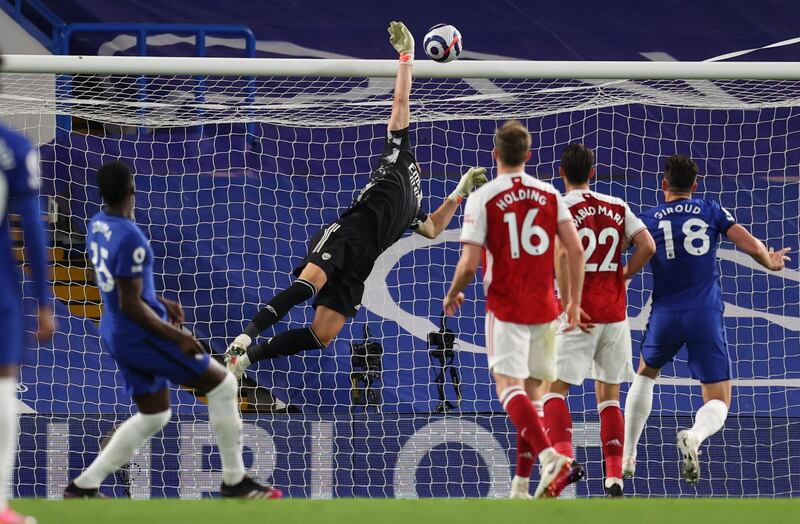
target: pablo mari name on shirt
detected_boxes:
[571,202,625,227]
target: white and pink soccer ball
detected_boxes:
[423,24,462,63]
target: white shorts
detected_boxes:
[486,312,557,381]
[555,314,635,385]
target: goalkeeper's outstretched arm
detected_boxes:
[387,21,414,132]
[414,167,488,239]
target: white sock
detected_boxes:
[74,409,171,489]
[690,399,728,444]
[623,375,655,460]
[532,399,544,418]
[206,372,245,486]
[0,378,18,512]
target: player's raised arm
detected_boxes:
[725,224,791,271]
[387,21,414,132]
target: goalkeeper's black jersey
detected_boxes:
[341,127,428,254]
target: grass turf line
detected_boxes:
[10,499,800,524]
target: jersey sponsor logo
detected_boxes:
[495,186,548,211]
[408,162,422,208]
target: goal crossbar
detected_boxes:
[3,54,800,79]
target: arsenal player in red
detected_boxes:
[545,143,655,497]
[444,121,587,499]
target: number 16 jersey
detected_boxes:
[460,172,571,324]
[88,210,167,341]
[641,198,736,313]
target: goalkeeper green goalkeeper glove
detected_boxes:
[448,167,488,204]
[388,21,415,63]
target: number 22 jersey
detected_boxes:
[88,210,167,342]
[641,198,736,313]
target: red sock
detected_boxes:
[599,400,624,479]
[516,429,535,478]
[543,393,573,458]
[501,387,551,457]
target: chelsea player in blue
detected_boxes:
[64,162,281,499]
[0,121,54,524]
[622,155,790,486]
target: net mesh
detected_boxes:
[1,70,798,498]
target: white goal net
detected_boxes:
[1,58,798,498]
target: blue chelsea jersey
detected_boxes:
[641,198,736,313]
[0,126,40,308]
[87,210,167,341]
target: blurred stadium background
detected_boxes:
[0,0,798,502]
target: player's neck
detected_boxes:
[565,182,590,193]
[104,204,133,219]
[496,164,525,176]
[664,191,693,202]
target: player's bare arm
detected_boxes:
[622,228,656,280]
[553,237,594,332]
[387,21,414,132]
[725,224,791,271]
[556,219,585,330]
[414,167,488,239]
[117,276,203,355]
[443,243,482,315]
[158,296,185,327]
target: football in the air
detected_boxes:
[423,24,463,63]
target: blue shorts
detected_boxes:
[104,334,211,396]
[641,309,731,384]
[0,303,23,367]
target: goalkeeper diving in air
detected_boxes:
[224,21,488,376]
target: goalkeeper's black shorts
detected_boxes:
[293,217,379,318]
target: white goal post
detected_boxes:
[1,55,798,499]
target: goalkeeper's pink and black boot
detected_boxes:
[63,482,106,499]
[221,476,283,499]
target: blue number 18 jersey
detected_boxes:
[640,198,736,313]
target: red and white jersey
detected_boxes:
[562,189,647,323]
[461,172,571,324]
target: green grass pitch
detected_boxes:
[10,499,800,524]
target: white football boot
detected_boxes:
[677,430,701,486]
[533,451,571,499]
[622,454,636,479]
[509,475,532,499]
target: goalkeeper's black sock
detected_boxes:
[246,327,326,363]
[244,279,317,338]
